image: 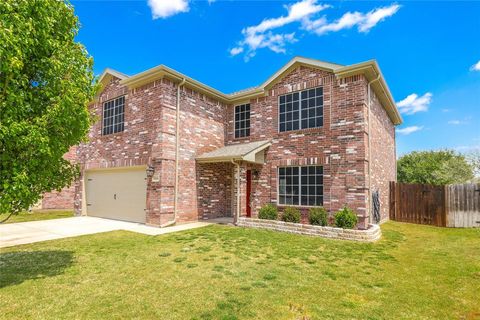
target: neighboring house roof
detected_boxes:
[196,140,271,164]
[104,57,402,125]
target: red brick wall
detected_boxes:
[74,76,228,225]
[74,76,162,221]
[196,162,233,219]
[41,146,76,210]
[177,86,228,223]
[72,64,396,228]
[368,89,396,222]
[225,66,372,228]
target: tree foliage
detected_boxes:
[466,150,480,180]
[0,0,96,215]
[397,150,474,185]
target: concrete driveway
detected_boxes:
[0,216,212,248]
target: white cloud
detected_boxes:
[448,120,461,125]
[246,0,329,34]
[305,4,400,35]
[396,126,423,135]
[232,0,329,61]
[396,92,432,115]
[231,1,400,60]
[358,4,401,32]
[148,0,189,19]
[448,117,471,125]
[470,60,480,72]
[230,47,244,56]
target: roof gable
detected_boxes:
[98,68,129,86]
[90,69,130,103]
[260,56,343,90]
[110,57,402,125]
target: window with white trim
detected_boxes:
[278,166,323,206]
[234,103,250,138]
[279,87,323,132]
[102,96,125,135]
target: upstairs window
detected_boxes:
[278,166,323,206]
[279,87,323,132]
[103,96,125,135]
[234,103,250,138]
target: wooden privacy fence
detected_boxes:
[389,182,446,226]
[389,182,480,228]
[446,183,480,227]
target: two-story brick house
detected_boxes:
[62,57,401,229]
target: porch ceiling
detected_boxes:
[196,140,271,164]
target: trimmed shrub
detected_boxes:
[309,207,328,226]
[281,207,301,223]
[334,207,358,229]
[258,203,278,220]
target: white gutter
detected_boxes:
[160,77,186,228]
[367,73,381,224]
[231,159,240,225]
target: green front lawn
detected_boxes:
[1,222,479,319]
[0,210,74,224]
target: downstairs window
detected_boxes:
[278,166,323,206]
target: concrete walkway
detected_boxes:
[0,216,213,248]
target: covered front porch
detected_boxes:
[195,140,271,224]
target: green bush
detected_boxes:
[281,207,301,223]
[334,207,358,229]
[258,204,278,220]
[309,207,328,226]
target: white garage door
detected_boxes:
[85,167,147,223]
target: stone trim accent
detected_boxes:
[80,157,150,170]
[237,217,381,242]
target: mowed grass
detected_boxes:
[0,222,479,319]
[0,210,74,224]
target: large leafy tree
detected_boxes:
[0,0,96,219]
[397,150,474,185]
[466,150,480,182]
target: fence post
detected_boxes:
[444,185,449,227]
[389,181,395,221]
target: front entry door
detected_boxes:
[246,170,252,217]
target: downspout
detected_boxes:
[367,73,381,224]
[160,77,186,228]
[231,159,240,225]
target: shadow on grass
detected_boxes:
[0,250,74,288]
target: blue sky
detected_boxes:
[73,0,480,156]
